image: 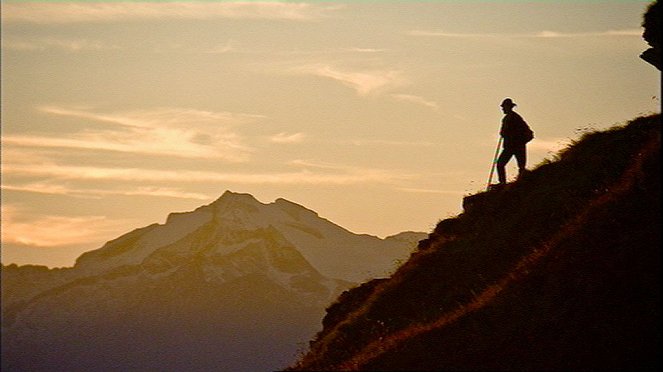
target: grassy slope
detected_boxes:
[291,114,661,371]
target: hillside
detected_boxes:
[290,113,661,371]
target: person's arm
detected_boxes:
[499,117,507,137]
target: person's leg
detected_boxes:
[515,144,527,178]
[496,148,514,184]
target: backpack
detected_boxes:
[522,124,534,143]
[517,115,534,143]
[503,113,534,144]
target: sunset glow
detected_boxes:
[1,0,659,267]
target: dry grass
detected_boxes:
[290,114,661,371]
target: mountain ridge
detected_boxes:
[2,192,425,372]
[66,190,421,282]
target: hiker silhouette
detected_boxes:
[494,98,534,186]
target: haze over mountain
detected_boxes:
[1,192,424,372]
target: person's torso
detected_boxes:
[501,112,527,145]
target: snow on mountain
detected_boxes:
[75,191,424,282]
[2,191,425,372]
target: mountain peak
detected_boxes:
[2,188,425,372]
[69,189,423,282]
[204,190,265,216]
[215,190,263,205]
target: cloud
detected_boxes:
[294,64,405,96]
[396,187,466,196]
[534,29,642,38]
[270,132,307,144]
[205,40,238,54]
[2,37,120,52]
[391,94,439,110]
[3,134,249,161]
[2,161,410,186]
[39,105,264,130]
[408,29,642,39]
[344,47,388,53]
[1,2,339,24]
[288,159,353,171]
[528,137,573,154]
[4,106,263,161]
[345,139,434,147]
[288,159,415,181]
[1,182,210,201]
[1,205,125,248]
[408,30,500,39]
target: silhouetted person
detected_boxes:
[496,98,533,185]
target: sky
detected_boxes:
[1,0,660,268]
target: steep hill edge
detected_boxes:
[289,114,661,371]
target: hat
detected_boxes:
[500,98,516,108]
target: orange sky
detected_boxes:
[1,1,659,268]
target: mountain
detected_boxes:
[1,193,425,372]
[289,114,661,371]
[72,191,421,283]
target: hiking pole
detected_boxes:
[486,136,503,190]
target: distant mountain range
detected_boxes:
[1,192,425,372]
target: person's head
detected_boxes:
[500,98,516,113]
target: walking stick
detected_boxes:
[486,136,503,190]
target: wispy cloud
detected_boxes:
[528,137,573,154]
[2,37,120,52]
[344,47,388,53]
[288,159,355,171]
[3,134,249,161]
[1,2,340,24]
[39,105,264,130]
[1,205,126,248]
[2,182,210,201]
[345,139,434,147]
[205,40,238,54]
[391,94,439,110]
[534,29,641,38]
[288,159,415,180]
[396,187,466,196]
[270,132,307,144]
[408,29,642,39]
[3,162,410,186]
[294,64,405,96]
[4,106,263,161]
